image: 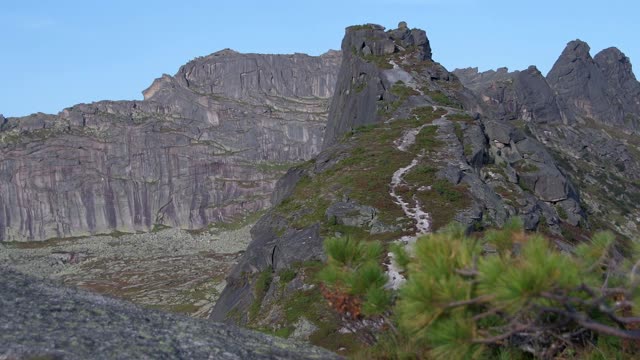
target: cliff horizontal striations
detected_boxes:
[0,50,341,241]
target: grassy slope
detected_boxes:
[244,105,474,355]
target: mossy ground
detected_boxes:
[247,261,361,356]
[252,107,477,355]
[377,82,420,117]
[274,106,456,233]
[424,89,462,108]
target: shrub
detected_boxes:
[319,219,640,359]
[397,220,640,359]
[425,89,461,108]
[278,268,297,284]
[249,270,273,321]
[318,237,391,318]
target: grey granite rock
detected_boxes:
[210,205,325,324]
[0,50,341,241]
[212,24,601,327]
[547,40,617,125]
[271,167,306,207]
[453,66,561,123]
[456,41,640,131]
[594,47,640,128]
[453,39,640,236]
[0,267,341,359]
[323,22,484,149]
[325,201,377,228]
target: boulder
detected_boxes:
[0,267,340,359]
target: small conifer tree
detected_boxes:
[319,219,640,358]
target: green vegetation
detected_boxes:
[278,268,297,284]
[273,105,468,236]
[317,237,391,317]
[413,125,439,150]
[453,122,463,143]
[257,107,483,355]
[410,106,440,121]
[353,81,367,93]
[347,24,378,31]
[513,160,540,173]
[151,224,170,233]
[317,219,640,359]
[464,144,473,157]
[274,108,447,231]
[517,177,532,193]
[361,53,394,70]
[253,161,301,173]
[557,204,568,220]
[448,113,475,123]
[390,81,419,98]
[378,81,420,117]
[402,156,470,231]
[424,89,462,108]
[249,270,273,321]
[186,209,267,235]
[244,260,361,356]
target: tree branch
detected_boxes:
[538,307,640,340]
[472,324,531,344]
[445,295,493,309]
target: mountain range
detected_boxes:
[1,21,639,358]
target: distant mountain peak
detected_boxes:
[564,39,591,57]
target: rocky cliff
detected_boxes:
[211,23,591,355]
[454,41,640,237]
[0,50,340,241]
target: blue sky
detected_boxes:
[1,0,638,117]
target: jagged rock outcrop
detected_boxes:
[0,267,340,359]
[211,24,587,354]
[546,40,619,125]
[453,66,561,123]
[322,23,435,148]
[456,41,640,131]
[455,41,640,237]
[594,47,640,126]
[0,50,340,241]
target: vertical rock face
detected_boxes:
[546,40,618,124]
[322,23,434,148]
[0,51,341,241]
[594,47,640,126]
[455,41,640,237]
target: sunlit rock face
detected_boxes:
[0,50,341,241]
[455,41,640,237]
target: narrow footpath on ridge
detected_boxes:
[386,107,451,289]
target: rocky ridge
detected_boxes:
[454,40,640,237]
[211,23,591,355]
[0,50,340,241]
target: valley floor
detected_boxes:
[0,223,255,318]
